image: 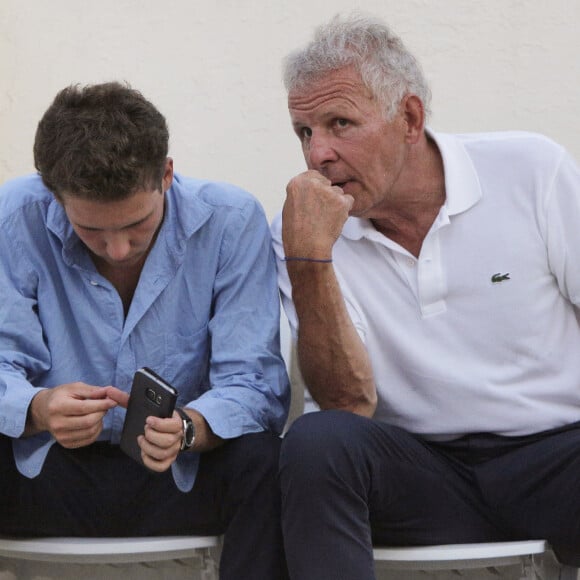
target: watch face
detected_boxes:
[178,409,195,450]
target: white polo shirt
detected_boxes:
[271,130,580,439]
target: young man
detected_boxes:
[0,82,290,580]
[272,13,580,579]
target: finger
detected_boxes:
[287,170,329,194]
[341,193,355,211]
[143,424,181,450]
[138,434,179,461]
[50,411,106,438]
[67,409,109,429]
[84,388,111,400]
[67,384,112,400]
[103,386,130,408]
[141,453,173,473]
[59,397,117,417]
[59,434,97,449]
[305,169,332,185]
[145,415,182,434]
[56,423,102,448]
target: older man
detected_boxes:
[272,13,580,579]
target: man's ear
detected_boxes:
[401,95,424,144]
[161,158,174,192]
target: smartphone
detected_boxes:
[120,367,178,466]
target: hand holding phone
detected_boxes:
[120,367,178,466]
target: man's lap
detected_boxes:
[281,411,580,564]
[464,423,580,565]
[0,431,281,538]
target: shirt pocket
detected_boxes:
[163,324,210,405]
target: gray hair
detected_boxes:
[283,13,431,121]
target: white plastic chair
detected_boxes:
[0,535,221,580]
[373,540,579,579]
[1,536,578,579]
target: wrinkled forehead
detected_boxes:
[291,65,370,95]
[288,68,377,120]
[288,65,365,97]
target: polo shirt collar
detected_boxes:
[342,127,482,241]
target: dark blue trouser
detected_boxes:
[0,432,289,580]
[280,410,580,580]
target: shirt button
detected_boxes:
[90,280,99,286]
[407,258,415,267]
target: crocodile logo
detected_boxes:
[491,273,510,283]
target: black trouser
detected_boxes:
[280,410,580,580]
[0,432,289,580]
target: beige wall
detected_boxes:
[1,0,579,222]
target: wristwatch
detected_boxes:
[176,408,195,451]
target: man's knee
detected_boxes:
[280,410,376,480]
[281,411,430,487]
[283,409,355,452]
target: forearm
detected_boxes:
[187,408,224,453]
[289,261,377,417]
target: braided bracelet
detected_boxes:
[283,256,333,263]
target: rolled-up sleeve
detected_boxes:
[189,197,290,437]
[0,237,50,437]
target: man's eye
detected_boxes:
[336,118,349,128]
[300,127,312,138]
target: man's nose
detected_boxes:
[104,233,131,261]
[306,133,339,169]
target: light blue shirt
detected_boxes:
[0,173,290,491]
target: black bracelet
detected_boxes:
[284,256,333,263]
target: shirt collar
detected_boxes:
[46,198,85,266]
[342,127,482,241]
[161,173,214,256]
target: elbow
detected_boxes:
[358,390,378,417]
[344,370,378,417]
[318,387,377,418]
[343,390,377,418]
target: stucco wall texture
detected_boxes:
[1,0,579,220]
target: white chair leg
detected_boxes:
[521,558,539,580]
[559,567,580,580]
[199,545,220,580]
[530,551,579,580]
